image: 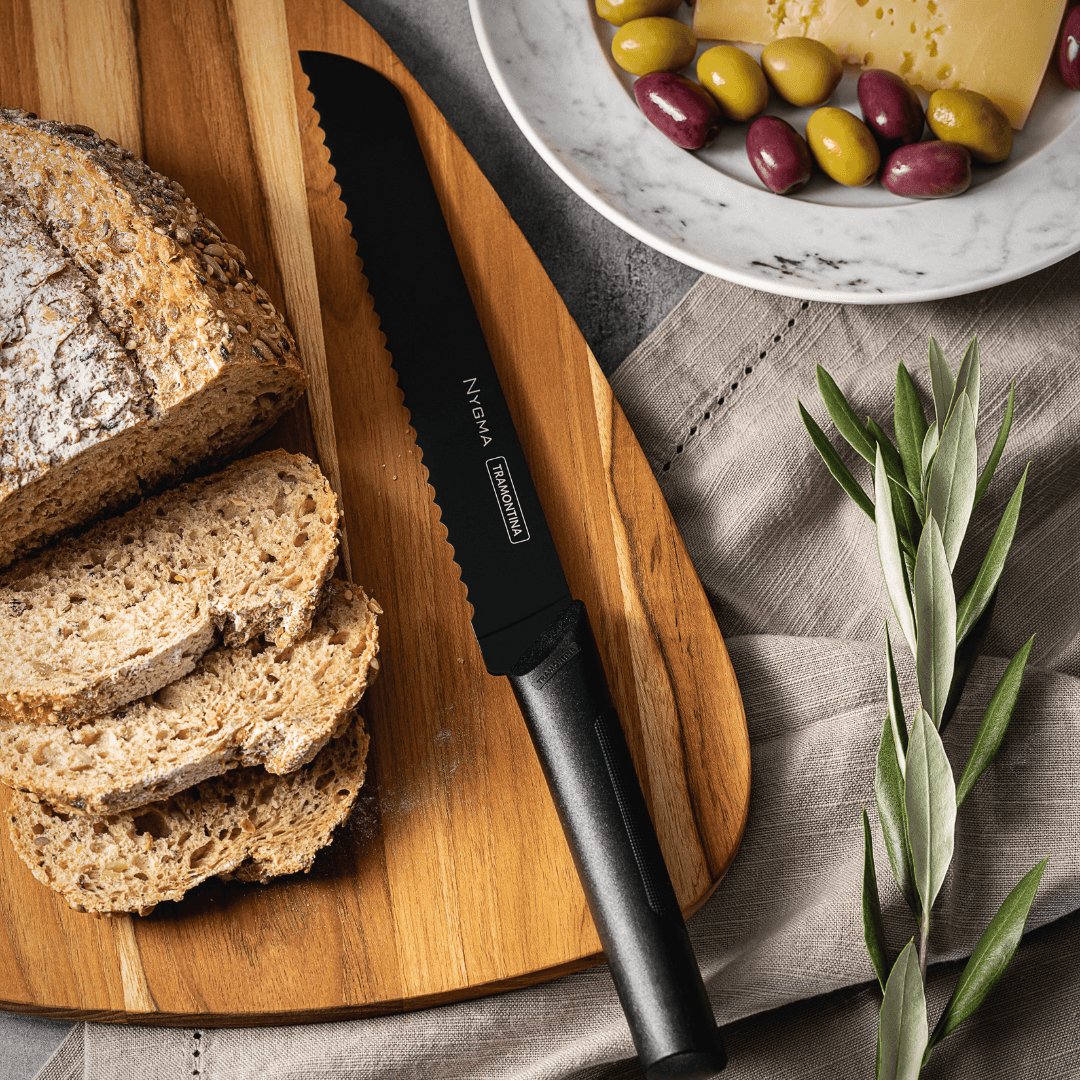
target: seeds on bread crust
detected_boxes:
[0,108,306,566]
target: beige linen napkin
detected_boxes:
[37,260,1080,1079]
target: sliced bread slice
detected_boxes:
[8,720,369,916]
[0,449,339,724]
[0,109,306,567]
[0,580,379,814]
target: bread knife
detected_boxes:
[300,50,726,1079]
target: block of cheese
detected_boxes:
[693,0,1067,127]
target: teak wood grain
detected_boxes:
[0,0,750,1025]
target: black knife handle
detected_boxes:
[508,601,725,1079]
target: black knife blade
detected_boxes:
[302,49,569,676]
[301,50,726,1079]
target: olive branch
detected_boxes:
[800,340,1046,1079]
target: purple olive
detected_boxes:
[858,69,925,148]
[882,141,972,199]
[1060,7,1080,90]
[745,115,813,195]
[633,71,721,150]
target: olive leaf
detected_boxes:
[919,423,939,499]
[885,622,908,766]
[928,339,955,430]
[930,858,1048,1047]
[895,363,929,509]
[863,809,891,990]
[867,417,915,495]
[876,449,917,655]
[956,467,1027,644]
[877,712,918,914]
[941,590,998,734]
[800,402,875,519]
[905,708,956,913]
[868,417,920,545]
[926,396,978,570]
[974,384,1015,508]
[877,941,928,1080]
[950,339,981,427]
[817,365,877,464]
[956,638,1034,806]
[915,517,956,727]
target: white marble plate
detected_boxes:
[469,0,1080,303]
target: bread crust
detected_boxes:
[0,109,307,566]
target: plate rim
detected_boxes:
[469,0,1080,304]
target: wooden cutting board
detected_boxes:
[0,0,750,1025]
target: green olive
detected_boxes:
[761,37,843,108]
[595,0,682,27]
[927,89,1013,164]
[611,17,696,76]
[806,107,881,186]
[696,46,769,122]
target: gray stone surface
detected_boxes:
[0,2,696,1077]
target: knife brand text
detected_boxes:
[534,638,581,689]
[485,456,530,545]
[463,377,493,448]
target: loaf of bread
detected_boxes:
[0,450,340,724]
[0,580,379,814]
[0,109,306,567]
[8,721,369,915]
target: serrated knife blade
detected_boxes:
[300,50,726,1079]
[302,49,569,676]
